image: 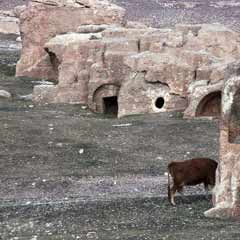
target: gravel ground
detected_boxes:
[2,196,240,240]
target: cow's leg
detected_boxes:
[204,178,214,193]
[203,181,212,201]
[177,185,184,194]
[170,185,178,206]
[204,182,209,193]
[208,175,216,189]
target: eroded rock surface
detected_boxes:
[16,0,126,79]
[15,0,240,118]
[205,76,240,220]
[29,22,240,118]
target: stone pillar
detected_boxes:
[205,76,240,219]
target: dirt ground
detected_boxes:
[2,196,240,240]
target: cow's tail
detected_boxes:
[167,167,171,201]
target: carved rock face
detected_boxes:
[31,24,240,118]
[16,1,240,118]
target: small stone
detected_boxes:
[46,223,52,227]
[29,105,34,108]
[77,24,109,34]
[0,90,11,99]
[16,36,22,42]
[56,142,63,147]
[79,148,84,154]
[86,232,98,239]
[112,123,132,127]
[18,94,32,101]
[81,105,87,110]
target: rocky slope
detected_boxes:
[0,0,30,10]
[1,0,240,31]
[113,0,240,31]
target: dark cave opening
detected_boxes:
[103,96,118,116]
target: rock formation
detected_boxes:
[16,0,240,119]
[15,0,125,80]
[205,74,240,219]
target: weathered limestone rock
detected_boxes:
[16,0,125,79]
[184,82,222,118]
[205,76,240,219]
[77,24,112,33]
[32,23,240,118]
[183,24,240,58]
[125,51,198,96]
[0,90,12,99]
[118,72,187,118]
[175,24,202,36]
[34,32,105,104]
[184,60,240,118]
[0,10,19,35]
[17,1,240,118]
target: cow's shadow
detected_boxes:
[171,194,212,206]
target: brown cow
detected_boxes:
[167,158,218,206]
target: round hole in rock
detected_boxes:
[155,97,165,109]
